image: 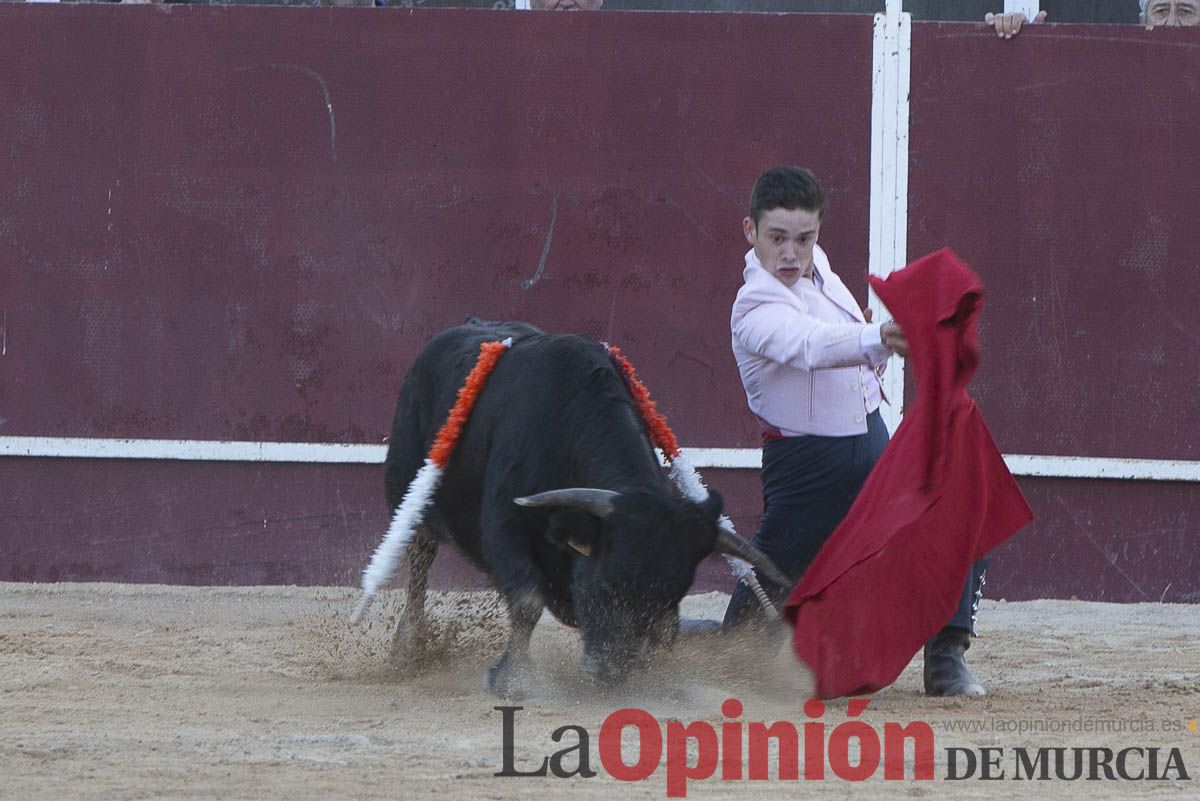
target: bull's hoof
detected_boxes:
[485,655,529,699]
[388,619,431,666]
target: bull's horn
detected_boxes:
[714,529,791,588]
[513,488,619,518]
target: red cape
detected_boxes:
[784,248,1033,699]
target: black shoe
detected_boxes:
[924,626,986,697]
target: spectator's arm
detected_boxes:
[984,10,1048,39]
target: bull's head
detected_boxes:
[514,488,788,684]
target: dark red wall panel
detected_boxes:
[905,23,1199,603]
[0,6,874,449]
[0,6,875,593]
[908,23,1200,461]
[992,478,1199,604]
[5,455,1194,603]
[0,460,766,594]
[2,459,384,587]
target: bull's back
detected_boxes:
[460,331,659,484]
[383,320,550,500]
[385,319,636,481]
[383,320,662,579]
[397,320,542,418]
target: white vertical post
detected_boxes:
[868,4,911,435]
[1004,1,1040,18]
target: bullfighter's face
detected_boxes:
[744,207,822,288]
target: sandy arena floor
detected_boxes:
[2,582,1197,800]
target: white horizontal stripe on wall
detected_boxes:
[0,436,386,464]
[1,437,1197,482]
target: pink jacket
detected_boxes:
[731,245,884,437]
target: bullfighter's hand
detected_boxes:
[881,321,909,358]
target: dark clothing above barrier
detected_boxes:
[581,0,1139,23]
[63,0,1142,21]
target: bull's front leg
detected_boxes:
[480,517,547,698]
[486,587,544,699]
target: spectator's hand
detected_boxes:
[881,321,909,358]
[984,10,1047,39]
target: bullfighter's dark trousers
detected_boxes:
[722,409,990,634]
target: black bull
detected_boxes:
[382,320,786,695]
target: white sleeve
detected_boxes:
[859,323,891,368]
[733,302,871,370]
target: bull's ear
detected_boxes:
[544,509,601,558]
[701,489,724,522]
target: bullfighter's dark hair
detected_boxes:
[748,166,827,224]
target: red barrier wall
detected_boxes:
[1,5,873,447]
[908,23,1200,602]
[1,6,874,594]
[2,8,1196,602]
